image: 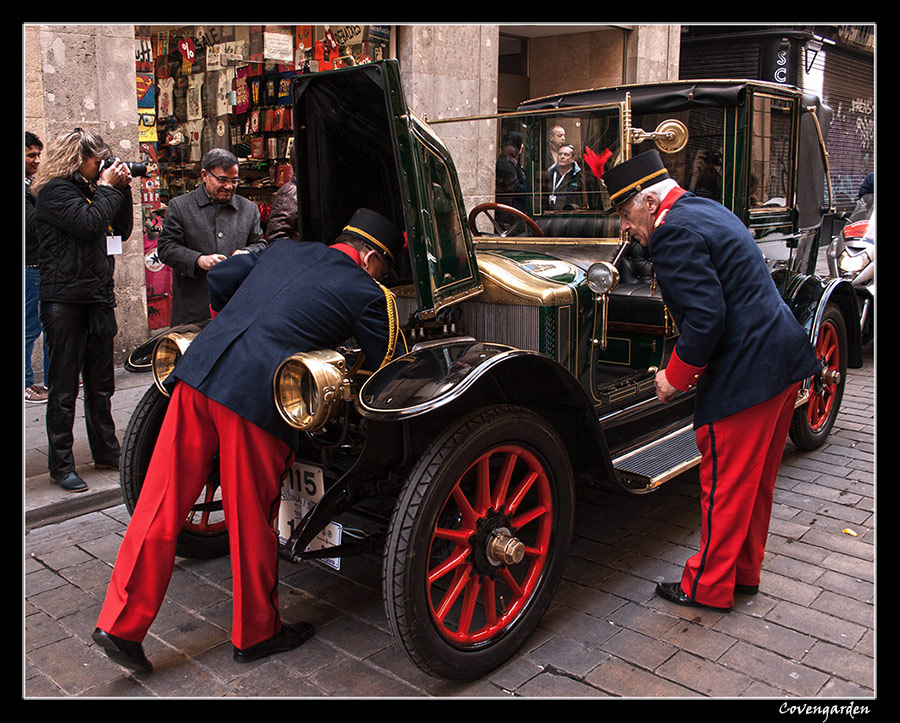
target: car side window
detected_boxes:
[634,108,725,206]
[749,95,795,211]
[418,144,475,293]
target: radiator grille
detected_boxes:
[395,296,544,353]
[455,302,542,352]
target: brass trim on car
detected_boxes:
[475,254,577,306]
[273,350,351,432]
[152,331,197,396]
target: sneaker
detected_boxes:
[25,384,48,404]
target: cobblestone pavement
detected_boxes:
[24,345,875,699]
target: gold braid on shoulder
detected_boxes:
[377,283,407,368]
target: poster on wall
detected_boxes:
[264,30,294,64]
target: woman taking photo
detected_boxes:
[32,128,134,492]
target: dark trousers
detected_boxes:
[39,301,120,479]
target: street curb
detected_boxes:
[24,483,123,531]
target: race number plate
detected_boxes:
[278,462,342,570]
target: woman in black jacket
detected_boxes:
[32,128,134,492]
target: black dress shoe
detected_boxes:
[734,584,759,595]
[92,628,153,673]
[233,622,315,663]
[655,582,731,611]
[51,472,88,493]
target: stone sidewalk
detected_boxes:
[23,347,875,699]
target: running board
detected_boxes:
[612,425,700,493]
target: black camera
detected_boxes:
[101,157,149,178]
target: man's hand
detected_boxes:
[655,368,678,404]
[197,253,227,271]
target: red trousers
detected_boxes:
[97,382,293,649]
[681,382,801,608]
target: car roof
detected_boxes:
[516,78,803,113]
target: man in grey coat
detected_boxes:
[158,148,266,324]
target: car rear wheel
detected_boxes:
[383,405,574,680]
[120,385,229,559]
[789,304,847,450]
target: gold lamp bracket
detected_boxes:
[630,119,689,154]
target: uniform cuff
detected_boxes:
[665,347,706,391]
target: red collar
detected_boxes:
[331,242,362,266]
[653,186,687,230]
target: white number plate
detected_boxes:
[278,462,342,570]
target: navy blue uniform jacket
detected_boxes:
[167,239,394,448]
[650,192,819,427]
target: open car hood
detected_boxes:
[291,60,482,318]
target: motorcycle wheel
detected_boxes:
[382,405,574,680]
[789,304,847,450]
[119,384,230,559]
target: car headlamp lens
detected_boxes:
[274,350,349,431]
[152,332,196,396]
[586,261,620,295]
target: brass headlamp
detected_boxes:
[273,350,351,432]
[152,331,197,396]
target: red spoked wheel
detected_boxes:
[427,444,553,645]
[807,317,841,432]
[790,304,847,450]
[384,406,574,680]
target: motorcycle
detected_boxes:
[828,195,874,345]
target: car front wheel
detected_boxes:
[383,405,574,680]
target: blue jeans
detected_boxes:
[25,266,48,387]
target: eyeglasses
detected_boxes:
[206,171,239,187]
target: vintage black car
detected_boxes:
[121,60,863,680]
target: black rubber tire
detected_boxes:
[119,384,229,559]
[789,304,848,450]
[382,405,574,680]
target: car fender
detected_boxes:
[779,272,863,370]
[124,321,210,373]
[358,339,616,485]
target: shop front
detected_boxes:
[132,25,395,330]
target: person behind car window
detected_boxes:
[547,124,566,165]
[548,144,583,210]
[31,128,134,494]
[93,208,406,674]
[690,148,723,201]
[495,131,527,228]
[605,150,819,612]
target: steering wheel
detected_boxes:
[468,203,545,238]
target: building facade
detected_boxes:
[23,23,872,360]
